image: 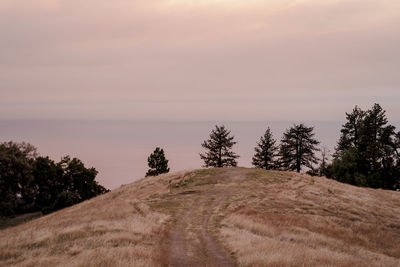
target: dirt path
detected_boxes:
[167,188,234,267]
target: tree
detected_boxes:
[335,106,366,157]
[0,141,109,216]
[329,148,367,186]
[31,156,63,210]
[40,156,108,214]
[146,147,170,177]
[252,127,278,170]
[279,124,320,173]
[329,104,399,190]
[200,125,239,167]
[0,142,37,215]
[60,156,108,201]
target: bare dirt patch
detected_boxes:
[167,188,234,266]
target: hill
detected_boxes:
[1,168,399,266]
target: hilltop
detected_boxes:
[1,168,399,266]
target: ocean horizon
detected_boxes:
[2,119,399,189]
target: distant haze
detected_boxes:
[1,0,399,121]
[2,120,399,189]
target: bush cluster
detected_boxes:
[0,142,109,216]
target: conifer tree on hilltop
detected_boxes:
[200,125,239,167]
[279,124,320,173]
[252,127,279,170]
[334,106,366,157]
[146,147,170,177]
[329,104,400,189]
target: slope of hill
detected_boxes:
[1,168,399,266]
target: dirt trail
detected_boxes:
[167,188,235,267]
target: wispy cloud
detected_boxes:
[1,0,399,120]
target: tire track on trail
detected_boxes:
[167,188,234,267]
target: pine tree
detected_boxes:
[361,104,395,173]
[279,124,320,173]
[146,147,170,177]
[200,125,239,167]
[328,104,400,190]
[335,106,365,157]
[252,127,278,170]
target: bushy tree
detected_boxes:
[0,142,37,215]
[41,156,108,214]
[329,104,399,189]
[279,124,320,173]
[31,156,63,210]
[200,125,239,167]
[60,156,108,200]
[252,127,278,170]
[146,147,170,177]
[51,190,82,212]
[0,141,109,216]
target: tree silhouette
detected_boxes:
[329,104,399,189]
[335,106,366,157]
[279,124,320,173]
[146,147,170,177]
[200,125,239,167]
[0,141,108,216]
[252,127,278,170]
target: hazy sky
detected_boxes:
[1,0,400,121]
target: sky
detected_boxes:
[1,0,400,121]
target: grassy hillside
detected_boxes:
[1,168,399,266]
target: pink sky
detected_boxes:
[1,0,399,121]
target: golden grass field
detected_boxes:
[1,168,399,266]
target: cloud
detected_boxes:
[0,0,399,120]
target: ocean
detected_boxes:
[0,120,373,189]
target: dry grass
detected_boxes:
[219,171,400,267]
[0,173,173,267]
[1,168,399,266]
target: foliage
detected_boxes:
[200,125,239,167]
[146,147,170,177]
[328,104,400,190]
[31,156,63,210]
[279,124,320,173]
[0,142,37,216]
[252,127,279,170]
[334,106,366,157]
[60,156,108,199]
[0,142,109,216]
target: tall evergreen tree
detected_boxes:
[335,106,366,157]
[329,104,399,189]
[252,127,278,170]
[146,147,170,177]
[279,124,320,173]
[361,104,395,174]
[200,125,239,167]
